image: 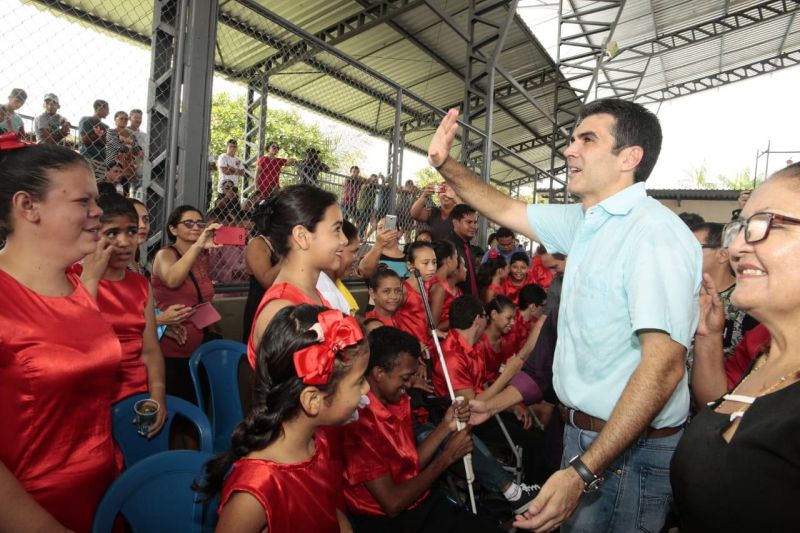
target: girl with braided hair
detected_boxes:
[197,304,369,532]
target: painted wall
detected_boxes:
[655,199,739,224]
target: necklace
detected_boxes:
[719,353,800,421]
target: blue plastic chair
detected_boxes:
[92,450,217,533]
[112,393,213,469]
[189,340,248,452]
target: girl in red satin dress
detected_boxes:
[479,296,517,383]
[77,192,167,436]
[500,284,548,358]
[0,141,121,532]
[365,269,403,328]
[394,241,437,354]
[247,185,344,368]
[477,253,508,304]
[427,239,459,332]
[196,305,369,533]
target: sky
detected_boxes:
[2,0,798,190]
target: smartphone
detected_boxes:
[213,226,247,246]
[153,309,167,340]
[383,214,398,231]
[433,184,446,194]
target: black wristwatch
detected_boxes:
[569,455,603,493]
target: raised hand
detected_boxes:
[427,108,460,168]
[195,222,223,250]
[696,273,724,337]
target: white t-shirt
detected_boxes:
[316,272,350,315]
[217,153,244,193]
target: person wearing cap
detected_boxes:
[79,99,110,179]
[34,94,71,145]
[0,88,27,136]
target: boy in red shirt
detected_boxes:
[341,326,505,532]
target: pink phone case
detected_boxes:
[189,302,222,329]
[213,226,247,246]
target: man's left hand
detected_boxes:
[513,468,584,532]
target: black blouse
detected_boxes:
[670,379,800,532]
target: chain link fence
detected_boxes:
[2,0,549,289]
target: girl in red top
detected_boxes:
[77,192,167,435]
[365,269,403,328]
[0,141,121,532]
[247,185,345,368]
[427,239,459,332]
[394,241,437,353]
[502,251,531,305]
[501,284,548,358]
[479,296,518,383]
[196,305,369,533]
[477,253,508,303]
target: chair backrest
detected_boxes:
[189,339,248,452]
[92,450,217,533]
[112,393,213,469]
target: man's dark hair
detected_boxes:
[93,99,108,110]
[342,220,358,244]
[579,98,662,183]
[509,251,530,266]
[692,222,725,248]
[496,227,514,240]
[226,139,237,145]
[130,108,143,115]
[367,326,421,373]
[519,284,547,310]
[450,203,477,221]
[449,295,485,330]
[678,212,705,228]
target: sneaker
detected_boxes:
[511,483,540,515]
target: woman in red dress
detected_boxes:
[247,185,344,368]
[0,141,121,532]
[77,192,167,435]
[394,241,437,354]
[197,305,369,533]
[477,253,508,303]
[151,204,221,403]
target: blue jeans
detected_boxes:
[561,423,682,533]
[415,423,513,494]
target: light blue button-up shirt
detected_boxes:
[526,183,702,427]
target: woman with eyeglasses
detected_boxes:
[671,162,800,532]
[151,205,221,402]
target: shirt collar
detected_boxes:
[366,390,408,422]
[450,329,475,356]
[594,182,647,216]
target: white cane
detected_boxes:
[411,268,478,514]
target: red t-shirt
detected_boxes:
[527,255,554,289]
[220,431,343,532]
[247,282,330,368]
[431,329,485,397]
[476,333,512,384]
[256,156,289,197]
[394,281,433,351]
[365,309,397,328]
[342,392,428,516]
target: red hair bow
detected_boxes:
[293,310,364,386]
[488,249,500,260]
[0,132,31,151]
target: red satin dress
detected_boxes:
[220,431,342,532]
[501,312,535,356]
[365,309,398,328]
[484,282,506,303]
[342,392,428,516]
[476,333,510,383]
[425,276,459,326]
[247,282,330,368]
[394,281,433,351]
[502,277,525,305]
[0,269,121,532]
[431,329,486,398]
[73,265,150,402]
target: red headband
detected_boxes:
[488,249,500,260]
[0,132,31,151]
[293,310,364,386]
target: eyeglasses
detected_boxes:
[723,212,800,248]
[178,220,207,229]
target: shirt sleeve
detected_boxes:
[525,203,583,254]
[626,222,702,349]
[447,350,477,392]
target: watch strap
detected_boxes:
[569,455,598,485]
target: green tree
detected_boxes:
[683,162,759,190]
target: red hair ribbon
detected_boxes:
[0,132,31,151]
[488,249,500,260]
[293,310,364,385]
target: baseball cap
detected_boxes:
[44,93,60,105]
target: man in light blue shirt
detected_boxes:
[427,99,701,532]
